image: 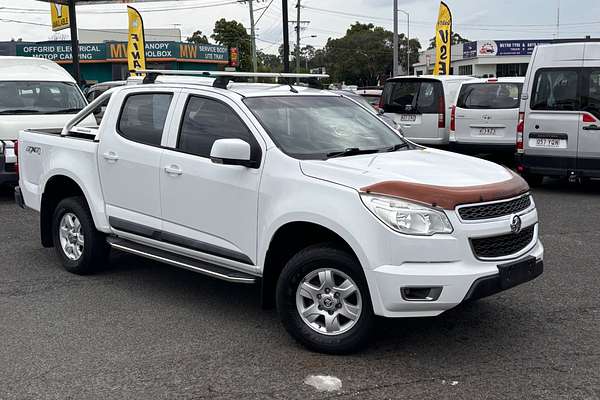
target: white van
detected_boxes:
[380,75,473,145]
[517,41,600,184]
[0,57,89,185]
[450,77,524,153]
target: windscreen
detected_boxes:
[382,79,443,113]
[0,81,87,114]
[244,96,406,159]
[457,82,522,109]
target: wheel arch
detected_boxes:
[260,219,366,309]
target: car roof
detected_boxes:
[387,74,473,82]
[461,77,525,85]
[0,56,76,83]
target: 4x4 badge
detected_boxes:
[510,214,522,234]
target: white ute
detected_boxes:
[15,71,544,354]
[0,57,90,185]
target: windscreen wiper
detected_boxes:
[44,108,84,114]
[326,147,380,158]
[383,143,409,152]
[0,109,41,115]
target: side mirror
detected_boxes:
[210,138,257,168]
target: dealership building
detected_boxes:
[413,39,553,77]
[0,29,237,84]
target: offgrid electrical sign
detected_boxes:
[433,1,452,76]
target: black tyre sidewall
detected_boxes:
[51,197,106,274]
[276,245,374,354]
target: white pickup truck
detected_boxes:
[16,71,544,354]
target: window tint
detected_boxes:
[583,69,600,119]
[457,83,522,109]
[178,96,253,158]
[531,69,579,111]
[382,79,443,114]
[118,93,173,146]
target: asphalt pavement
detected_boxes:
[0,180,599,400]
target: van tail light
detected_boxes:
[438,96,446,128]
[582,112,597,123]
[14,140,19,178]
[516,111,525,153]
[450,105,456,132]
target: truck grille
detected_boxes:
[458,195,531,221]
[471,225,535,259]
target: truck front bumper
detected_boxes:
[365,240,544,318]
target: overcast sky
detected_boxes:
[1,0,600,53]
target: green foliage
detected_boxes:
[186,31,209,44]
[428,32,470,50]
[211,19,252,70]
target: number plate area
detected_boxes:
[529,137,567,149]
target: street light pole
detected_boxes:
[248,0,257,75]
[393,0,398,77]
[296,0,301,83]
[394,7,410,76]
[282,0,290,73]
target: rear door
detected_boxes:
[524,68,581,171]
[455,81,522,145]
[382,78,443,143]
[577,68,600,175]
[98,88,179,232]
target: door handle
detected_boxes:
[582,124,600,131]
[102,151,119,162]
[164,165,183,176]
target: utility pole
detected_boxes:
[68,0,81,84]
[248,0,258,77]
[282,0,290,72]
[296,0,301,81]
[393,0,398,77]
[406,13,410,75]
[556,0,561,39]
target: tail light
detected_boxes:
[450,105,456,132]
[14,140,19,178]
[582,112,597,123]
[516,111,525,153]
[438,96,446,128]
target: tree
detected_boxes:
[428,32,470,50]
[211,19,252,70]
[186,30,209,44]
[257,51,282,72]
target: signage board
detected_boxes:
[50,2,70,31]
[463,40,553,58]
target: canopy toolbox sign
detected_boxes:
[50,2,70,31]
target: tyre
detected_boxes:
[523,172,544,187]
[51,196,109,275]
[276,244,374,354]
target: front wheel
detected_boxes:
[276,244,374,354]
[52,196,109,275]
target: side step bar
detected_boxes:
[107,237,257,284]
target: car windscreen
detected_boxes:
[457,82,522,109]
[244,96,407,160]
[381,79,443,114]
[0,81,87,115]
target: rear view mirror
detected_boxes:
[210,138,257,168]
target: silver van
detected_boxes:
[451,77,523,153]
[380,75,473,145]
[517,41,600,184]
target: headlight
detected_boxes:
[360,193,453,236]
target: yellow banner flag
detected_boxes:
[433,1,452,75]
[50,2,70,32]
[127,6,146,76]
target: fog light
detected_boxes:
[401,286,442,301]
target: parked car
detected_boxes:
[517,41,600,185]
[0,56,91,186]
[331,90,400,131]
[16,71,543,354]
[380,75,473,145]
[355,87,383,109]
[450,77,524,153]
[85,81,126,102]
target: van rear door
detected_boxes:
[525,67,582,173]
[455,81,522,145]
[577,66,600,176]
[381,78,444,144]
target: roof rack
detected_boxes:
[132,70,330,90]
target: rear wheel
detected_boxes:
[276,244,374,354]
[52,196,109,274]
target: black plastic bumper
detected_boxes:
[462,258,544,303]
[0,155,17,185]
[14,186,25,209]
